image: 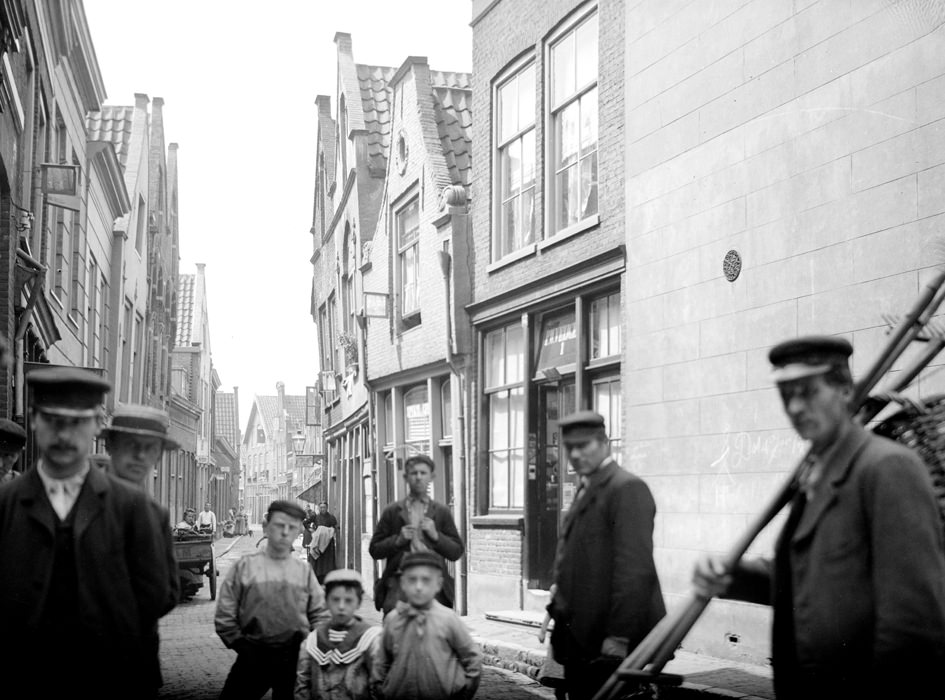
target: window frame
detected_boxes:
[484,322,526,511]
[395,195,421,327]
[545,3,599,239]
[492,54,537,263]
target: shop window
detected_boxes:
[404,385,431,456]
[590,291,620,360]
[485,323,526,509]
[593,376,622,465]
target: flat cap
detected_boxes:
[558,410,607,443]
[0,418,26,451]
[27,367,111,417]
[103,404,179,450]
[266,499,307,521]
[769,335,853,383]
[324,568,364,588]
[398,550,445,573]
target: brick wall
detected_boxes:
[625,0,945,664]
[471,0,625,301]
[468,525,523,578]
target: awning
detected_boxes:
[297,481,322,503]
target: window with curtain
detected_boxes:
[495,61,536,260]
[590,291,620,360]
[593,376,622,465]
[485,323,526,509]
[549,8,598,234]
[397,199,420,318]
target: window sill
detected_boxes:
[487,243,536,273]
[472,514,524,529]
[586,356,620,372]
[538,215,600,252]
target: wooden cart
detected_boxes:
[173,530,217,601]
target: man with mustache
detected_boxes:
[0,368,172,699]
[693,336,945,698]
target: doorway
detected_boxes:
[526,380,574,590]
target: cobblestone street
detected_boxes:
[157,534,554,699]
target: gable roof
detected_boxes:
[215,391,239,448]
[356,64,397,176]
[431,71,472,190]
[243,393,308,444]
[175,273,195,345]
[86,105,135,170]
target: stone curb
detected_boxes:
[474,637,768,699]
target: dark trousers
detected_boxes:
[220,639,302,700]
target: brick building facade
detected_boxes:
[468,0,625,614]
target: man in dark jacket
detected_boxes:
[694,336,945,698]
[369,454,464,614]
[0,368,172,699]
[103,403,182,698]
[549,410,666,700]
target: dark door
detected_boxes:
[526,380,575,590]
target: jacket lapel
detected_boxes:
[73,465,107,541]
[791,425,869,545]
[562,460,617,538]
[20,468,56,537]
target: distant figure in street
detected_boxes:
[309,501,339,585]
[369,455,464,615]
[198,500,218,535]
[302,504,315,549]
[103,404,182,698]
[176,507,198,531]
[0,368,172,699]
[294,568,382,700]
[548,410,665,700]
[0,417,26,484]
[215,499,329,700]
[693,336,945,698]
[373,551,481,700]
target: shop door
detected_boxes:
[526,380,574,590]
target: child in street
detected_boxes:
[373,551,482,700]
[294,569,382,700]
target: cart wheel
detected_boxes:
[209,562,217,601]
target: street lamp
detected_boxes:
[291,430,306,455]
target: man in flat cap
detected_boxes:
[103,403,182,697]
[547,410,665,700]
[0,367,172,699]
[216,499,329,700]
[694,335,945,698]
[0,417,26,484]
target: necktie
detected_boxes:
[48,481,72,520]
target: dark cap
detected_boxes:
[0,418,26,452]
[398,550,445,574]
[103,404,180,450]
[266,499,306,521]
[558,410,608,443]
[27,367,111,417]
[769,335,853,383]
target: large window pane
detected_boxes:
[486,329,505,388]
[552,31,575,108]
[499,79,518,142]
[575,13,598,90]
[490,393,510,450]
[506,325,525,384]
[518,65,535,128]
[491,452,509,509]
[591,293,620,359]
[557,101,580,170]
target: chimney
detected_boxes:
[334,32,353,55]
[276,382,285,432]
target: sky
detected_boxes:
[82,0,473,430]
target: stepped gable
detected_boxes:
[431,70,472,189]
[356,64,396,175]
[86,104,135,169]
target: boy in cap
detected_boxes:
[216,499,330,700]
[373,550,482,700]
[0,417,26,483]
[694,335,945,698]
[0,367,172,699]
[103,403,181,697]
[295,568,382,700]
[547,409,665,700]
